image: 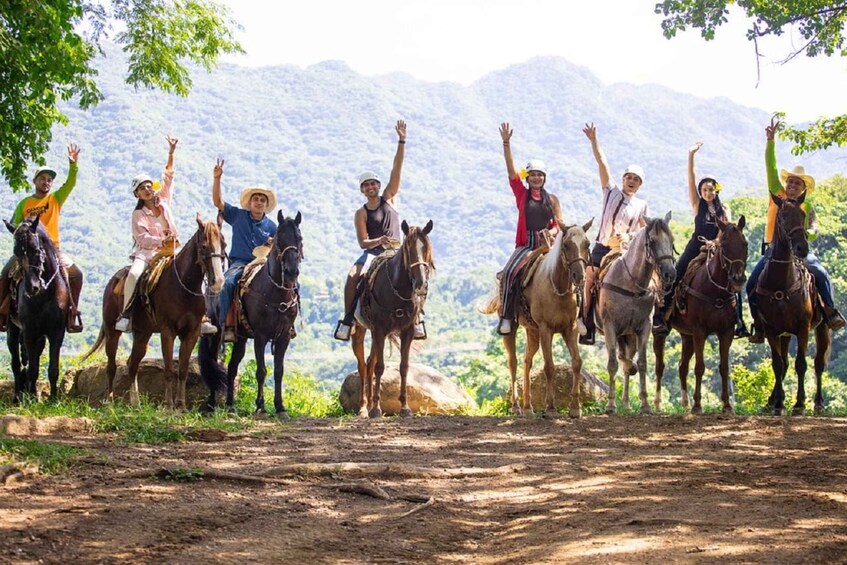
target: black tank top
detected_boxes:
[364,197,400,241]
[693,198,724,241]
[525,193,553,232]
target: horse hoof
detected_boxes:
[568,408,581,419]
[369,408,382,419]
[792,406,805,417]
[543,409,558,419]
[722,406,735,415]
[814,404,825,415]
[358,408,369,419]
[605,406,616,416]
[640,405,652,415]
[510,407,522,417]
[226,406,237,415]
[692,405,703,415]
[773,407,784,417]
[399,408,413,419]
[276,410,290,420]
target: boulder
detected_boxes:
[524,365,610,410]
[66,358,210,408]
[340,362,476,416]
[0,415,96,436]
[0,379,56,404]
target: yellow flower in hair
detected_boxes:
[714,182,722,193]
[152,180,161,191]
[519,168,528,180]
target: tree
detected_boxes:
[654,1,847,154]
[0,0,243,191]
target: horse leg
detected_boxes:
[562,327,583,419]
[46,330,65,402]
[813,324,831,414]
[678,336,694,411]
[766,334,787,415]
[398,330,414,418]
[620,339,630,408]
[254,338,269,414]
[604,327,619,415]
[273,335,291,418]
[792,330,809,416]
[717,332,734,414]
[23,334,45,401]
[691,332,707,414]
[537,325,558,417]
[104,329,121,403]
[225,339,247,412]
[635,328,651,414]
[652,332,667,412]
[9,325,23,404]
[176,333,199,412]
[127,333,151,407]
[351,327,369,418]
[369,331,388,418]
[502,330,520,415]
[160,330,177,410]
[524,327,541,414]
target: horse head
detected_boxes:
[273,210,303,287]
[194,213,227,293]
[716,215,749,292]
[400,219,434,299]
[558,218,592,290]
[12,217,52,296]
[645,211,676,293]
[772,194,809,258]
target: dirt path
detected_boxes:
[2,415,846,563]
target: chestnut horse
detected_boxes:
[3,218,70,403]
[653,216,748,414]
[199,211,302,416]
[752,194,830,415]
[352,220,434,418]
[501,220,593,418]
[83,216,226,408]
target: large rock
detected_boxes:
[524,365,610,410]
[66,358,209,407]
[340,362,476,416]
[0,379,57,403]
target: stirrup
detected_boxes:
[579,328,595,346]
[497,318,512,335]
[200,320,218,335]
[413,321,427,340]
[334,320,351,341]
[223,326,237,343]
[115,316,130,333]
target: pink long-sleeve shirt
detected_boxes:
[129,169,179,262]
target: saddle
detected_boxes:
[232,254,270,334]
[519,245,550,289]
[673,241,715,315]
[358,249,419,326]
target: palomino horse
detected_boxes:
[3,218,70,403]
[653,216,748,414]
[502,220,592,418]
[352,220,434,418]
[83,215,226,408]
[596,213,675,414]
[199,211,302,416]
[753,194,830,415]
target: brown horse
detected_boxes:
[83,215,226,408]
[501,220,592,418]
[653,216,748,414]
[352,220,434,418]
[753,194,830,415]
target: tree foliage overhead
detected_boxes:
[0,0,242,191]
[654,0,847,153]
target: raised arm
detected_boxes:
[765,117,782,195]
[53,143,80,205]
[382,120,406,204]
[164,135,177,173]
[500,122,517,179]
[687,142,702,213]
[159,135,178,200]
[212,158,225,211]
[582,122,611,188]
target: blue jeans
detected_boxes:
[218,259,249,324]
[747,249,834,320]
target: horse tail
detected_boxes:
[80,324,106,362]
[199,333,227,395]
[478,275,502,315]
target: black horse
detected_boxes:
[200,211,302,416]
[4,217,70,403]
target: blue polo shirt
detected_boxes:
[223,202,277,263]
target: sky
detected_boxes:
[218,0,846,123]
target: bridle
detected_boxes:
[267,243,301,291]
[16,224,59,297]
[550,233,587,298]
[174,227,226,297]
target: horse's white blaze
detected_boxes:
[210,236,225,292]
[413,237,428,290]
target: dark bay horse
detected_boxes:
[4,217,70,403]
[82,215,226,408]
[596,213,675,414]
[653,216,748,414]
[352,220,434,418]
[502,220,592,418]
[199,211,302,416]
[753,195,830,415]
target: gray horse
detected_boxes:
[595,213,675,414]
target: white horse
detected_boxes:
[596,213,675,414]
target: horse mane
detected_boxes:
[402,226,435,271]
[16,219,58,260]
[535,229,567,280]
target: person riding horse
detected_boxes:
[495,122,564,335]
[652,141,749,338]
[0,143,83,333]
[334,120,424,341]
[212,159,279,343]
[746,118,847,343]
[114,136,217,335]
[579,122,648,345]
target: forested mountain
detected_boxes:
[1,49,844,385]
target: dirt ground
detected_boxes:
[1,414,846,564]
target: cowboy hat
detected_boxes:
[240,187,277,211]
[780,165,815,194]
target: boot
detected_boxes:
[734,294,750,338]
[652,306,669,337]
[67,307,83,333]
[748,322,765,344]
[823,304,847,331]
[579,293,596,345]
[224,301,238,342]
[335,279,364,341]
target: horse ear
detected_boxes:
[30,216,39,232]
[195,212,204,230]
[737,215,746,231]
[796,190,806,205]
[716,215,728,231]
[664,210,672,223]
[295,211,302,225]
[4,220,15,234]
[771,192,784,209]
[278,209,284,224]
[582,217,594,233]
[217,210,224,228]
[402,220,410,236]
[422,219,433,235]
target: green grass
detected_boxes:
[0,437,86,474]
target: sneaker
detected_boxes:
[200,320,218,335]
[579,329,595,346]
[334,321,351,341]
[413,322,427,340]
[115,316,130,332]
[289,326,297,339]
[827,310,847,331]
[498,318,512,335]
[223,326,237,343]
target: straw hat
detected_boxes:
[780,165,815,194]
[240,187,277,211]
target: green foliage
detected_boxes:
[654,1,847,152]
[0,0,242,190]
[731,362,773,414]
[0,437,85,474]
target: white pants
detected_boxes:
[122,257,148,313]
